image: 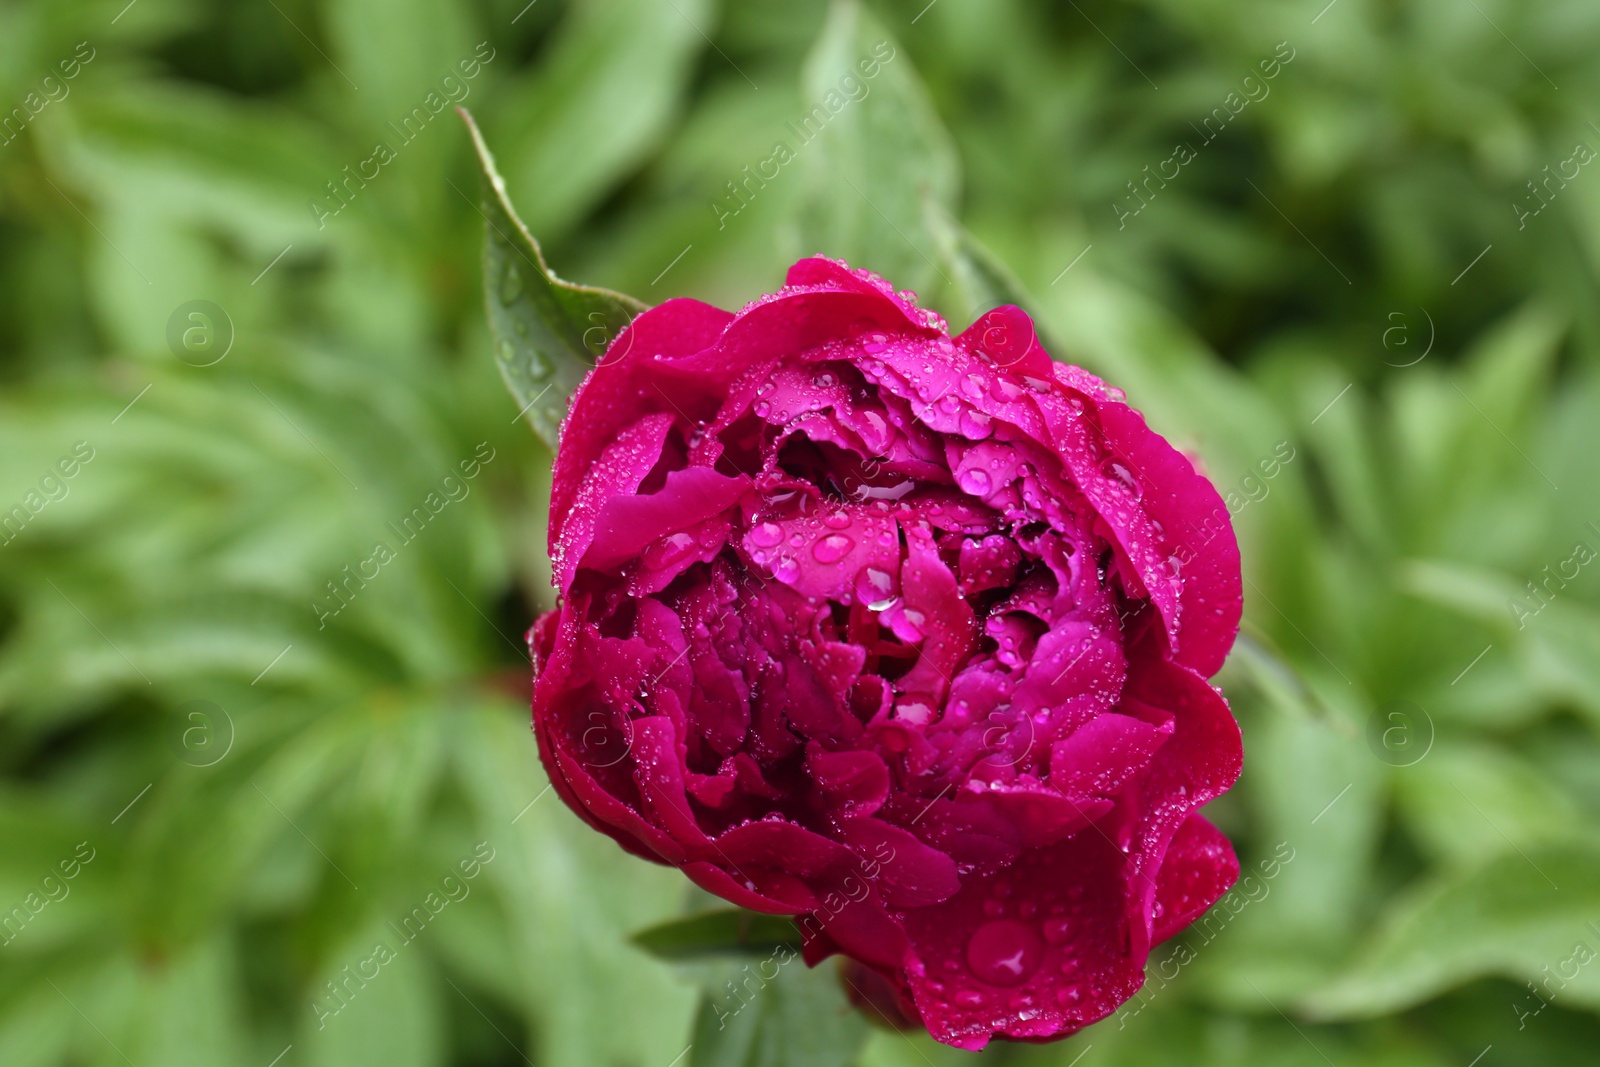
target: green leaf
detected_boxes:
[301,920,446,1067]
[631,908,802,961]
[1394,741,1584,869]
[451,703,695,1067]
[495,0,712,242]
[690,958,868,1067]
[795,0,959,295]
[460,108,646,448]
[1303,845,1600,1020]
[922,191,1055,340]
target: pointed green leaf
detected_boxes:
[796,0,959,295]
[631,908,803,962]
[922,191,1058,344]
[460,108,647,447]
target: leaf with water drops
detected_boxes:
[460,107,647,448]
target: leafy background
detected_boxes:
[1,0,1598,1064]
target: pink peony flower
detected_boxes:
[530,257,1243,1049]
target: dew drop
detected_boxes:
[960,410,993,439]
[499,264,523,303]
[812,534,855,563]
[855,567,895,603]
[965,920,1043,987]
[642,531,698,570]
[1103,460,1140,498]
[958,468,992,495]
[990,378,1024,402]
[749,522,783,548]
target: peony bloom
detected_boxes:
[530,258,1243,1049]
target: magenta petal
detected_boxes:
[1151,813,1239,943]
[552,413,674,586]
[799,893,910,971]
[683,860,817,914]
[628,716,711,849]
[974,778,1112,848]
[552,298,734,532]
[1094,398,1242,676]
[584,466,750,571]
[899,829,1143,1050]
[955,305,1055,380]
[838,817,961,907]
[807,744,891,818]
[1049,712,1173,799]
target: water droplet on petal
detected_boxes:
[642,531,698,570]
[749,522,783,548]
[900,608,927,639]
[990,378,1025,402]
[1103,460,1140,498]
[965,920,1043,987]
[1042,917,1073,945]
[958,468,992,495]
[812,534,854,563]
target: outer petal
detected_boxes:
[1151,813,1239,943]
[551,297,734,546]
[1092,388,1242,676]
[898,829,1144,1050]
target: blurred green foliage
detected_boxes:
[1,0,1598,1065]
